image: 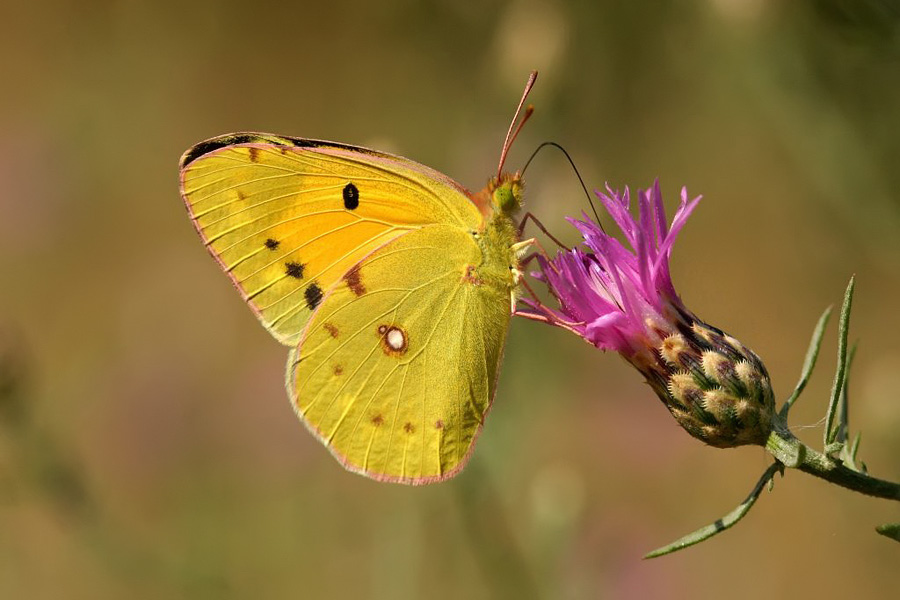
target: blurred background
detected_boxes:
[2,0,899,598]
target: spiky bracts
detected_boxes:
[645,310,773,447]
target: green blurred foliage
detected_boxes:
[1,1,899,598]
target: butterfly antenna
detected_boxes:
[521,141,603,226]
[497,70,538,179]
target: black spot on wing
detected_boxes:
[264,238,280,250]
[305,282,323,310]
[343,183,359,210]
[285,261,305,279]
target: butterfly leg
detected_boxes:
[511,276,584,333]
[519,252,545,269]
[514,307,585,335]
[509,238,535,289]
[510,240,583,331]
[509,235,582,330]
[516,236,568,282]
[517,212,570,250]
[511,238,535,260]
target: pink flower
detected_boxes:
[523,181,775,448]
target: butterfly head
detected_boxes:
[489,172,524,217]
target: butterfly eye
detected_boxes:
[491,179,523,214]
[492,186,514,211]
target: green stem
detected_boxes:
[765,418,900,501]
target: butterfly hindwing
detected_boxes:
[180,133,483,345]
[287,225,511,483]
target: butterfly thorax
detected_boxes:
[470,172,523,292]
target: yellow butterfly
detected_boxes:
[179,73,537,484]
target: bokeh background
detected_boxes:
[2,1,899,598]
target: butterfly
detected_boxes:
[179,72,538,484]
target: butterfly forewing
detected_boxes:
[180,134,483,345]
[287,225,510,483]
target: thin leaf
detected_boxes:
[876,523,900,543]
[825,277,855,447]
[849,431,862,464]
[779,306,833,419]
[835,342,858,445]
[644,463,783,559]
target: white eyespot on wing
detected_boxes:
[377,324,408,356]
[387,328,405,350]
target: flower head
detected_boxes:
[526,181,775,448]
